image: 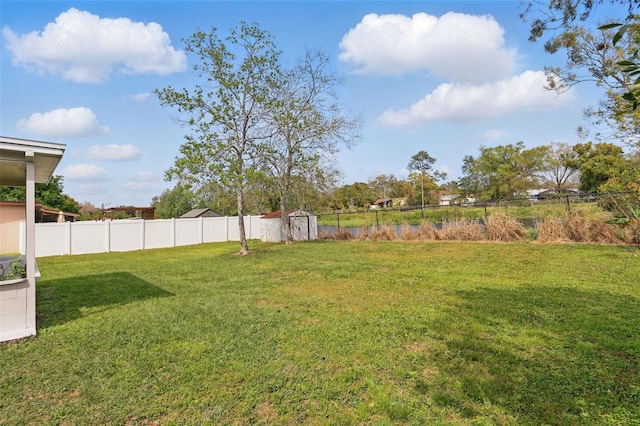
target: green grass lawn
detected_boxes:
[1,241,639,425]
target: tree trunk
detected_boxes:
[237,185,250,255]
[281,195,293,244]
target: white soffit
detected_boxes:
[0,136,66,186]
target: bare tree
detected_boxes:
[261,50,360,243]
[539,142,581,191]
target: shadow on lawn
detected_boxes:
[423,286,640,424]
[36,272,173,329]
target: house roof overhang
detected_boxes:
[0,136,66,186]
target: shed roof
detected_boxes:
[180,208,222,218]
[261,209,313,219]
[0,136,66,186]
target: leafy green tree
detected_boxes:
[520,0,636,48]
[368,174,398,199]
[521,1,640,147]
[407,151,446,208]
[261,50,360,243]
[459,142,547,200]
[329,182,374,210]
[0,175,79,213]
[565,141,628,192]
[155,22,281,255]
[151,185,197,219]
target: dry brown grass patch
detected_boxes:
[400,223,420,241]
[485,213,526,242]
[536,216,569,243]
[369,225,398,241]
[417,221,439,241]
[624,220,640,244]
[318,230,334,240]
[437,220,484,241]
[588,221,622,244]
[356,225,370,241]
[333,228,355,241]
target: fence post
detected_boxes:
[140,219,146,250]
[65,221,72,255]
[565,195,571,214]
[199,217,204,244]
[171,218,176,247]
[105,220,111,253]
[337,213,340,231]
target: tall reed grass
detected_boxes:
[319,210,633,245]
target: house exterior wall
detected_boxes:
[0,203,25,255]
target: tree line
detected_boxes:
[152,139,639,215]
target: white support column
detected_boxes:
[25,151,37,336]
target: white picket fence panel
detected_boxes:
[24,216,262,257]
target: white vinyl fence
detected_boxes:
[22,216,263,258]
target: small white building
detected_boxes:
[260,210,317,243]
[1,136,65,343]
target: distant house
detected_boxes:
[370,198,393,209]
[179,208,222,218]
[370,197,406,209]
[392,197,407,207]
[438,195,458,206]
[526,188,579,201]
[536,188,579,200]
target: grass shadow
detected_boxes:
[422,286,640,424]
[36,272,174,329]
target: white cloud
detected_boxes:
[62,163,110,180]
[124,171,157,190]
[74,183,108,196]
[378,71,575,126]
[87,144,140,161]
[16,107,109,137]
[2,8,187,84]
[131,92,151,102]
[482,129,507,140]
[339,12,516,83]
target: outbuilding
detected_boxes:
[180,208,222,218]
[260,209,317,243]
[1,136,65,343]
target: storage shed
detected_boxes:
[260,210,317,243]
[180,208,222,218]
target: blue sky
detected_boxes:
[0,1,622,208]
